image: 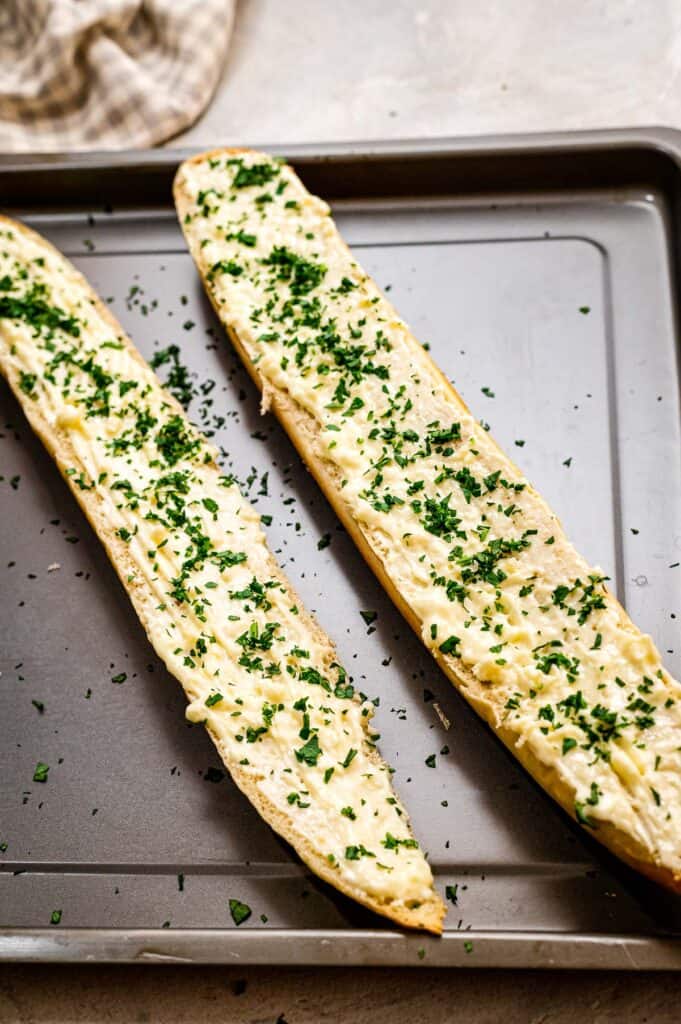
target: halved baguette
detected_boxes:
[176,148,681,893]
[0,215,445,934]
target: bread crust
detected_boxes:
[0,213,445,935]
[174,149,681,896]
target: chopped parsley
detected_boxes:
[262,246,327,296]
[229,898,252,926]
[295,734,322,766]
[232,160,280,189]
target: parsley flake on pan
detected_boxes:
[229,898,252,926]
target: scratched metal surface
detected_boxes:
[0,134,680,966]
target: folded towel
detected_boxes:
[0,0,235,151]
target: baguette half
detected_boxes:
[176,148,681,893]
[0,215,445,933]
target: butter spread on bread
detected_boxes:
[176,149,681,890]
[0,216,444,933]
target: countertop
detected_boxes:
[1,963,680,1022]
[176,0,681,150]
[4,0,681,1019]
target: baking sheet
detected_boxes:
[0,130,680,967]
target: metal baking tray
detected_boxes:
[1,129,680,968]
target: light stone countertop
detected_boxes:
[4,1,681,1019]
[176,0,681,149]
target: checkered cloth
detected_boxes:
[0,0,235,152]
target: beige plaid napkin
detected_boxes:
[0,0,235,152]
